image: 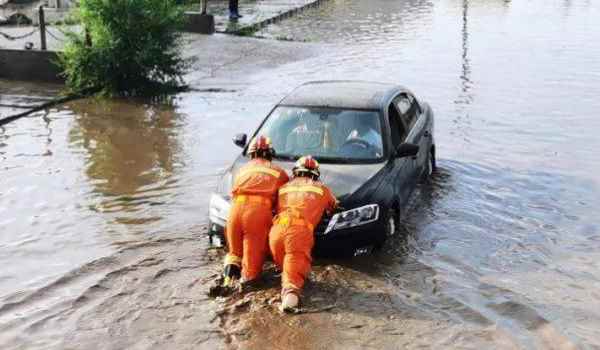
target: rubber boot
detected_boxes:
[223,264,241,287]
[280,291,299,313]
[240,277,262,293]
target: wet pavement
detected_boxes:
[0,0,322,51]
[2,0,600,348]
[201,0,323,33]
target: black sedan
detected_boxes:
[208,80,436,256]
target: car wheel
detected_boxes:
[385,208,398,238]
[374,208,398,251]
[430,147,437,173]
[422,149,436,181]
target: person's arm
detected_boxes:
[279,169,290,187]
[347,129,359,140]
[230,168,242,197]
[272,169,289,209]
[324,187,338,215]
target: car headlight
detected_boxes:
[209,193,231,226]
[217,171,233,194]
[324,204,379,234]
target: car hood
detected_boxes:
[223,156,386,201]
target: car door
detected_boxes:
[411,97,431,176]
[386,99,412,205]
[394,93,424,182]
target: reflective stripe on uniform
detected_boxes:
[282,283,303,293]
[279,185,324,196]
[237,166,280,179]
[234,195,272,206]
[274,215,314,231]
[224,254,242,267]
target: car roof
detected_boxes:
[278,80,405,110]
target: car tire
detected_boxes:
[374,208,399,251]
[422,148,436,181]
[385,208,399,238]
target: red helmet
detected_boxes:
[248,136,274,159]
[293,155,320,179]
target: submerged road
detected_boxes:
[2,0,600,348]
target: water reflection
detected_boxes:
[40,111,53,156]
[450,0,475,145]
[459,0,473,103]
[68,99,182,225]
[0,126,7,162]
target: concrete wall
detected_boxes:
[183,12,215,34]
[47,0,76,8]
[0,49,63,82]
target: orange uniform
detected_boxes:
[269,177,337,293]
[225,158,289,281]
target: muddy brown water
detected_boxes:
[2,0,600,348]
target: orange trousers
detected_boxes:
[268,222,314,292]
[225,199,273,281]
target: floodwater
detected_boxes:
[2,0,600,348]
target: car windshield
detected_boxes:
[254,106,385,163]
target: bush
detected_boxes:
[59,0,189,96]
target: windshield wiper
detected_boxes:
[336,157,354,164]
[274,154,296,161]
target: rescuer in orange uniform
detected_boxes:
[223,136,289,287]
[269,155,337,312]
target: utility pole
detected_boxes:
[39,5,46,51]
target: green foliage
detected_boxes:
[235,25,260,37]
[175,0,202,12]
[59,0,189,96]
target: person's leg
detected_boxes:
[282,227,313,291]
[241,203,272,281]
[229,0,240,18]
[268,224,286,272]
[224,202,244,281]
[280,226,314,311]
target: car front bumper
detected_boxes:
[208,193,230,247]
[208,193,386,254]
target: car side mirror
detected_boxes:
[395,143,419,158]
[233,133,247,148]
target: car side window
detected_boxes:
[394,93,419,132]
[387,103,407,149]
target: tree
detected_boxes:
[59,0,188,96]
